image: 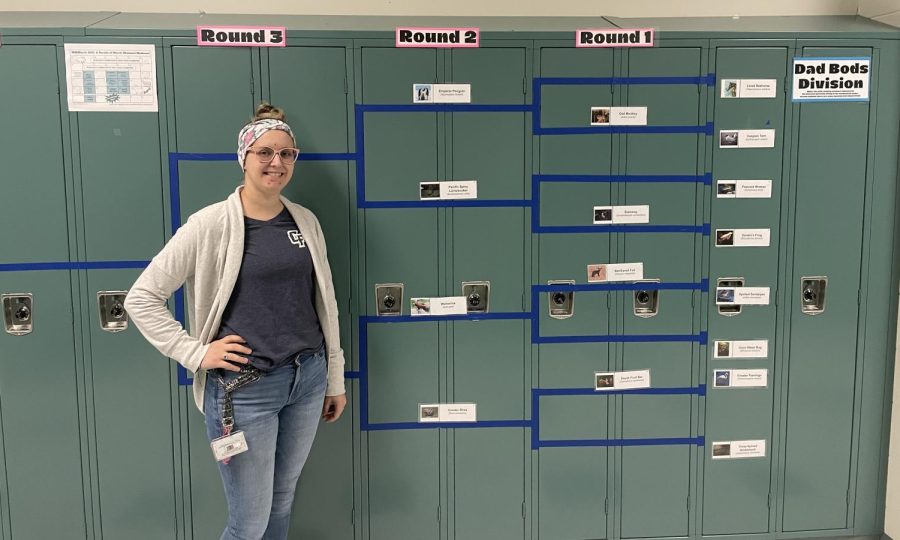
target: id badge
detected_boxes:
[211,431,248,462]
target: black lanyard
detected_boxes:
[217,366,262,436]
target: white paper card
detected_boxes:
[719,129,776,149]
[721,79,777,98]
[419,403,477,422]
[716,287,771,305]
[413,83,472,103]
[595,369,651,390]
[717,180,773,199]
[64,43,159,112]
[714,368,768,388]
[587,262,644,282]
[590,106,648,126]
[210,431,248,461]
[593,205,650,224]
[712,440,767,459]
[715,228,771,247]
[410,296,467,316]
[714,340,769,359]
[419,180,477,200]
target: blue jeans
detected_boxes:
[204,348,328,540]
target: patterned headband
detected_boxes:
[236,118,296,171]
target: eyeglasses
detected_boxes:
[246,146,300,164]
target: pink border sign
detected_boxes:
[396,27,480,48]
[576,28,655,48]
[197,26,287,47]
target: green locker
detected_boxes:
[781,45,872,533]
[703,41,790,535]
[0,41,87,540]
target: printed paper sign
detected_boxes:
[590,106,648,126]
[714,340,769,359]
[793,58,870,102]
[587,262,644,283]
[196,26,286,47]
[413,83,471,103]
[712,440,767,459]
[64,43,158,112]
[410,296,467,316]
[717,180,772,199]
[419,403,477,422]
[577,28,654,48]
[419,181,477,200]
[715,229,771,247]
[593,205,650,224]
[720,79,777,98]
[719,129,776,149]
[716,287,771,306]
[397,27,479,48]
[713,369,768,388]
[595,369,652,390]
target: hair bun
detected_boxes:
[253,102,286,122]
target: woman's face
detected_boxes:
[243,129,296,197]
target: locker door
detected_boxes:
[536,46,614,540]
[268,44,354,540]
[76,70,178,537]
[0,44,87,539]
[169,44,257,539]
[703,44,789,535]
[781,45,871,532]
[360,46,442,540]
[448,45,528,540]
[619,46,703,539]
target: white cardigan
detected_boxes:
[124,185,346,411]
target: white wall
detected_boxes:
[2,0,899,535]
[0,0,859,16]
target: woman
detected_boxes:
[124,103,347,540]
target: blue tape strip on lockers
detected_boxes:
[534,122,714,136]
[534,74,716,87]
[361,312,531,324]
[534,173,712,185]
[356,104,532,113]
[536,436,705,449]
[535,385,706,397]
[0,261,150,272]
[364,420,531,432]
[534,224,709,234]
[360,199,531,209]
[345,371,361,379]
[169,152,359,162]
[532,280,709,293]
[534,333,707,344]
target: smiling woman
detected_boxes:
[124,102,347,540]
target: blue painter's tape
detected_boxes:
[360,199,530,209]
[535,224,707,234]
[537,436,704,448]
[535,385,705,397]
[533,282,705,293]
[534,173,711,184]
[0,261,150,272]
[361,312,530,324]
[345,371,362,379]
[365,420,531,431]
[178,365,191,386]
[534,334,705,344]
[358,103,532,113]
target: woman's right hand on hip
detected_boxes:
[200,335,252,372]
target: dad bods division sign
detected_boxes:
[793,57,870,101]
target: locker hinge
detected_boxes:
[858,288,862,305]
[522,501,527,519]
[767,492,773,508]
[344,78,349,94]
[846,488,851,506]
[522,293,526,311]
[351,507,356,525]
[687,495,691,511]
[250,76,255,101]
[691,289,695,307]
[604,498,609,515]
[607,294,611,310]
[437,505,441,523]
[523,78,527,95]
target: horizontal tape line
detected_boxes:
[361,312,530,324]
[535,385,705,397]
[534,173,712,184]
[537,436,705,448]
[0,261,149,272]
[360,199,530,209]
[364,420,530,431]
[534,333,705,344]
[535,75,715,86]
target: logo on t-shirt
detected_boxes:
[287,230,306,248]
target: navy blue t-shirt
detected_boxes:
[215,207,324,371]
